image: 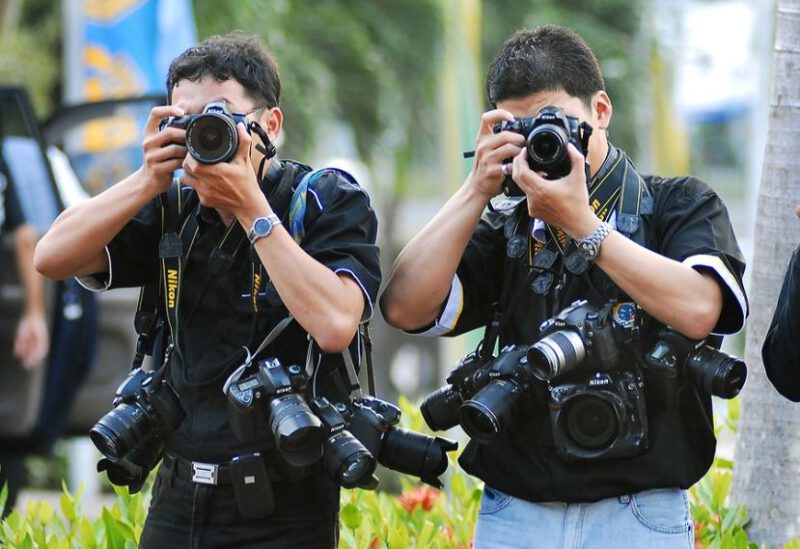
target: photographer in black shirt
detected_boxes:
[381,25,747,548]
[35,32,380,547]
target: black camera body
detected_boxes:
[161,100,248,164]
[421,299,649,462]
[549,369,648,462]
[644,328,747,409]
[419,350,490,432]
[493,105,592,195]
[527,300,633,381]
[347,396,457,489]
[226,357,324,467]
[311,397,377,489]
[90,367,184,491]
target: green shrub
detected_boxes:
[2,396,798,548]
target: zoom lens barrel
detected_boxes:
[269,395,324,466]
[528,330,586,381]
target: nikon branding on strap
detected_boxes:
[528,145,651,295]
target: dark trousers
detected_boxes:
[0,456,26,518]
[139,463,340,549]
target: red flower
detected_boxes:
[399,486,441,513]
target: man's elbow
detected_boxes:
[681,302,722,341]
[314,315,360,353]
[379,293,420,332]
[33,241,60,280]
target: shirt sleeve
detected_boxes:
[652,176,748,334]
[76,196,162,291]
[763,243,800,401]
[296,171,381,320]
[411,210,506,337]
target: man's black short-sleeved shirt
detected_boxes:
[79,161,381,462]
[419,171,748,503]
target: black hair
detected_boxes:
[486,25,605,108]
[166,31,280,108]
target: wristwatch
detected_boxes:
[575,222,611,261]
[247,213,281,244]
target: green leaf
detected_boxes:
[388,523,410,549]
[101,508,126,549]
[415,520,435,548]
[341,503,362,530]
[0,480,7,515]
[60,487,75,522]
[78,516,96,548]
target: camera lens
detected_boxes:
[563,394,618,450]
[90,402,151,461]
[686,346,747,399]
[269,395,324,466]
[528,125,569,165]
[528,330,586,381]
[459,381,521,443]
[322,431,376,488]
[420,385,464,432]
[379,428,454,481]
[186,113,238,164]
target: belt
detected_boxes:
[163,453,313,486]
[163,453,236,485]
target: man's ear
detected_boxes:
[592,91,612,131]
[262,107,283,142]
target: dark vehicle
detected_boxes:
[0,87,165,451]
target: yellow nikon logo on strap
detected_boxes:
[167,269,178,309]
[252,273,262,310]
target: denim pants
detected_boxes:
[473,486,693,549]
[138,463,340,549]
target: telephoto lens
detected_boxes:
[348,396,457,488]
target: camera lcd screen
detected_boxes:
[238,378,260,391]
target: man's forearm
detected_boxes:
[595,230,724,339]
[380,179,490,330]
[13,224,45,314]
[35,169,157,279]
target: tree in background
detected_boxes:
[730,0,800,545]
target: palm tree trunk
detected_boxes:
[730,1,800,545]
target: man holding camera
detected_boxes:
[35,32,380,547]
[381,25,747,548]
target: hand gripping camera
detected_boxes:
[493,105,592,196]
[226,357,324,467]
[161,100,249,164]
[90,367,184,492]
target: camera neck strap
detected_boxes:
[528,146,647,297]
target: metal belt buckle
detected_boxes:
[191,461,219,485]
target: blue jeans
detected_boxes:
[474,486,693,549]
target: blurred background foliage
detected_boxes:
[1,0,643,181]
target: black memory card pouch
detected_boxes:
[230,453,274,519]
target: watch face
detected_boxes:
[579,241,598,258]
[253,217,270,236]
